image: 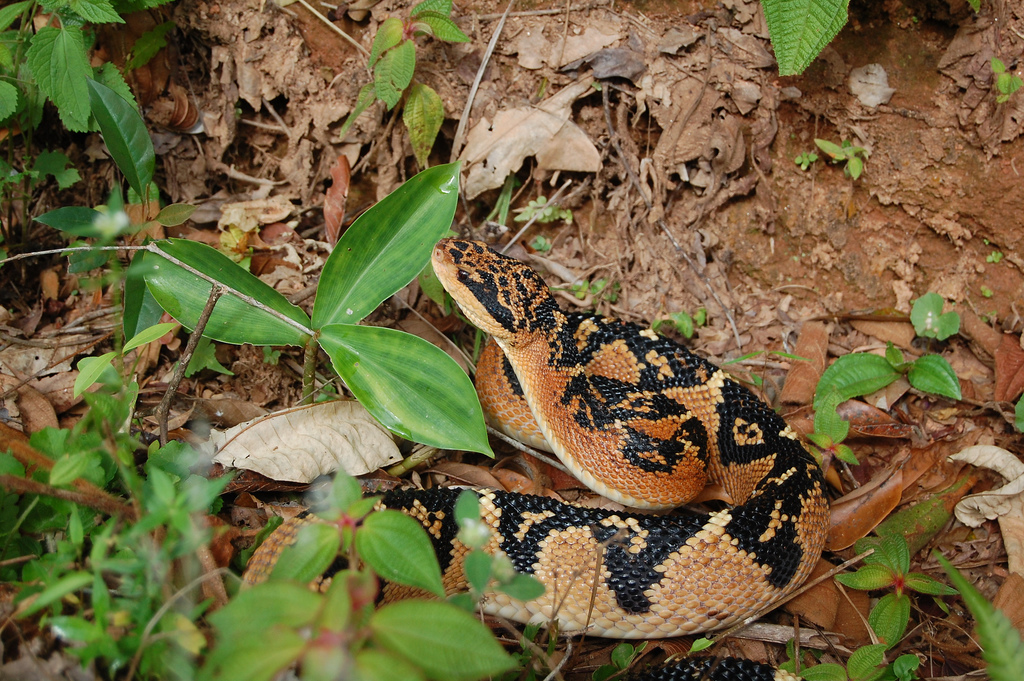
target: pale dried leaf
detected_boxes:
[950,445,1024,527]
[210,400,401,483]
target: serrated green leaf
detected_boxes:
[91,62,138,113]
[371,600,515,681]
[904,572,958,596]
[937,554,1024,681]
[373,39,415,109]
[0,1,31,32]
[143,239,311,346]
[834,563,895,591]
[338,82,377,141]
[868,593,910,648]
[763,0,849,76]
[908,354,962,400]
[32,150,81,190]
[125,21,174,71]
[26,26,92,131]
[404,83,444,168]
[799,663,848,681]
[68,0,123,24]
[318,324,491,455]
[813,383,849,443]
[312,162,460,327]
[123,322,177,352]
[0,80,19,121]
[74,351,117,397]
[269,521,341,583]
[34,206,103,237]
[910,292,960,340]
[87,78,154,197]
[814,353,900,410]
[356,509,445,597]
[846,643,888,679]
[155,203,196,227]
[368,16,405,69]
[413,10,470,42]
[411,0,453,17]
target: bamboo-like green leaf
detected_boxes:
[908,354,962,400]
[143,239,311,346]
[312,163,459,327]
[371,600,515,681]
[356,510,445,597]
[0,2,31,31]
[318,324,490,455]
[123,322,177,352]
[74,351,117,397]
[155,203,197,227]
[86,78,155,197]
[124,250,166,340]
[404,83,444,168]
[761,0,850,76]
[19,571,93,617]
[34,206,103,237]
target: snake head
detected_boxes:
[432,238,559,342]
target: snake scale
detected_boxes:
[245,238,828,677]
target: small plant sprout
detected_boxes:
[991,58,1022,103]
[814,138,868,179]
[652,309,707,339]
[981,286,994,298]
[515,196,573,225]
[986,250,1004,263]
[530,235,553,253]
[795,150,819,170]
[910,292,960,341]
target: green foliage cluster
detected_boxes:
[339,0,469,168]
[571,277,620,304]
[991,58,1022,103]
[810,293,962,465]
[203,475,517,681]
[515,195,573,226]
[814,139,867,180]
[795,150,819,170]
[760,0,850,75]
[652,308,707,339]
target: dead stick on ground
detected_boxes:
[0,475,134,520]
[157,285,225,445]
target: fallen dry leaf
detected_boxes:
[779,321,829,405]
[828,463,905,551]
[323,154,350,246]
[992,572,1024,636]
[950,444,1024,575]
[209,400,401,483]
[993,333,1024,402]
[16,384,58,434]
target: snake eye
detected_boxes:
[457,269,471,283]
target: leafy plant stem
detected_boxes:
[157,284,225,445]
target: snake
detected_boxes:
[245,237,828,675]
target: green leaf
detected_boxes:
[49,453,92,487]
[19,571,92,617]
[337,82,377,141]
[411,0,453,17]
[269,522,341,583]
[87,78,155,197]
[412,10,470,42]
[370,600,515,681]
[208,582,321,639]
[319,324,490,454]
[868,593,910,648]
[799,664,848,681]
[910,292,960,340]
[404,83,444,168]
[125,21,174,71]
[868,534,911,574]
[1016,396,1023,432]
[814,138,846,158]
[32,150,81,190]
[813,383,849,444]
[355,648,427,681]
[68,0,123,24]
[312,162,460,327]
[689,637,714,653]
[34,206,103,237]
[74,351,117,397]
[908,354,962,400]
[834,563,895,591]
[123,322,177,352]
[847,155,863,179]
[356,509,445,597]
[200,630,308,681]
[904,572,958,596]
[0,81,18,121]
[143,239,312,346]
[0,1,30,31]
[318,575,352,632]
[454,489,480,524]
[814,353,900,410]
[91,62,138,113]
[368,17,405,69]
[501,573,545,601]
[124,250,166,340]
[937,554,1024,681]
[26,26,92,131]
[892,654,921,681]
[155,203,197,227]
[463,549,491,593]
[373,39,415,109]
[185,336,234,377]
[846,643,888,680]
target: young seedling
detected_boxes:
[814,138,868,179]
[991,58,1022,103]
[795,150,819,170]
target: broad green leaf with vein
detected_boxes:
[868,593,910,648]
[368,16,405,69]
[412,10,470,42]
[0,81,16,120]
[814,353,899,411]
[74,351,117,397]
[312,162,460,327]
[68,0,123,24]
[26,27,92,131]
[761,0,850,76]
[356,509,445,597]
[142,239,311,346]
[87,78,155,197]
[123,250,166,340]
[404,83,445,167]
[319,324,491,454]
[370,600,515,681]
[907,354,962,400]
[373,39,416,109]
[845,643,888,679]
[34,206,104,237]
[268,522,341,583]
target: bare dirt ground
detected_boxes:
[3,0,1024,677]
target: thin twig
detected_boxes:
[157,285,225,445]
[451,0,516,163]
[485,426,571,475]
[474,0,609,20]
[0,474,134,520]
[501,179,573,252]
